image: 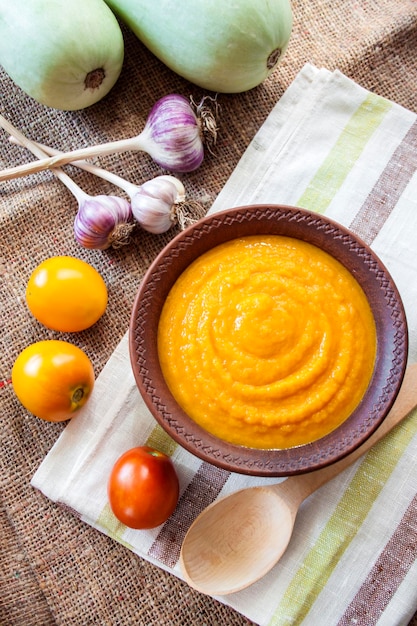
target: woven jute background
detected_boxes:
[1,1,417,624]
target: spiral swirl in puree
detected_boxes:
[158,236,377,449]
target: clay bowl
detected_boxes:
[129,205,408,476]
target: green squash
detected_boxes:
[0,0,124,110]
[104,0,293,93]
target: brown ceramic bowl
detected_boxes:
[129,205,408,476]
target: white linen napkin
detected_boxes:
[32,64,417,626]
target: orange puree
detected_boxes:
[157,236,377,449]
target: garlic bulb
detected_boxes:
[131,175,185,234]
[74,195,134,250]
[137,94,205,172]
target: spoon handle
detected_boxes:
[285,363,417,502]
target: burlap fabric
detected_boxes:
[1,1,416,625]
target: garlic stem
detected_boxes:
[1,115,134,250]
[0,113,90,202]
[9,136,187,207]
[0,94,206,181]
[9,135,185,204]
[0,132,138,182]
[9,135,139,198]
[6,129,205,237]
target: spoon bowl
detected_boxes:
[180,363,417,595]
[181,487,295,595]
[180,486,295,595]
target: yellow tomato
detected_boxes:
[12,340,95,422]
[26,256,108,332]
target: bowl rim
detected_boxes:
[129,204,408,476]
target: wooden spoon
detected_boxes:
[179,362,417,595]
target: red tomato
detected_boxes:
[26,256,108,332]
[12,340,95,422]
[108,446,180,529]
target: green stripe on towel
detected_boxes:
[297,93,392,213]
[145,424,178,457]
[268,410,416,626]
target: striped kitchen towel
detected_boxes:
[32,64,417,626]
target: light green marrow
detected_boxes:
[0,0,124,110]
[103,0,293,93]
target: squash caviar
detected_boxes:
[157,236,377,449]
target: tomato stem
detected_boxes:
[148,449,162,457]
[72,387,85,403]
